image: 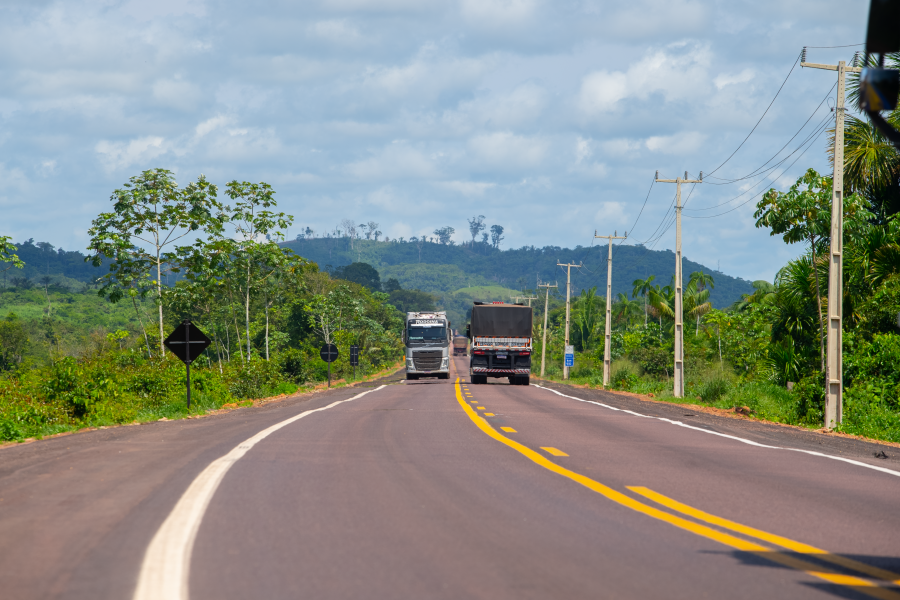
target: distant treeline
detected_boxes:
[282,237,754,309]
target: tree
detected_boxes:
[340,219,357,249]
[688,271,715,334]
[388,289,436,312]
[434,226,455,245]
[86,169,221,356]
[481,232,489,245]
[468,215,486,243]
[0,312,28,371]
[754,168,871,370]
[333,262,381,291]
[0,236,24,273]
[632,275,656,327]
[574,286,602,350]
[490,225,504,249]
[223,180,294,360]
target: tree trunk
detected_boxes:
[696,314,700,336]
[132,295,153,358]
[264,299,270,361]
[245,262,252,360]
[718,324,723,369]
[156,247,165,357]
[214,334,223,374]
[810,235,825,371]
[227,285,244,363]
[644,295,648,327]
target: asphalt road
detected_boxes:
[2,356,900,599]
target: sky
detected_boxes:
[0,0,873,282]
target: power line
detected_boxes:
[704,50,802,178]
[702,80,837,186]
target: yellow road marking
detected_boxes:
[485,413,495,416]
[501,427,517,433]
[452,378,899,599]
[630,486,900,586]
[541,447,569,457]
[477,406,485,410]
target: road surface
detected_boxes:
[1,355,899,599]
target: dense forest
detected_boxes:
[281,237,754,310]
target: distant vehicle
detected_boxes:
[402,311,451,380]
[452,336,468,356]
[466,302,533,385]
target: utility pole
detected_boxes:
[655,170,702,397]
[556,261,582,380]
[594,230,627,387]
[512,295,538,306]
[801,47,862,428]
[538,282,557,377]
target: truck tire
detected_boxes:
[438,373,450,380]
[472,375,486,385]
[406,373,419,381]
[518,376,530,386]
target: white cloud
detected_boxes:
[714,68,755,90]
[460,0,539,26]
[594,201,628,225]
[95,136,168,172]
[438,180,496,195]
[195,115,230,137]
[152,77,203,111]
[468,132,546,169]
[347,142,439,180]
[578,42,712,115]
[644,131,706,155]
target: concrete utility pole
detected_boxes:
[801,47,862,428]
[512,295,538,307]
[538,282,558,377]
[556,261,582,380]
[594,230,627,387]
[655,170,702,398]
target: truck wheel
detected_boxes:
[406,374,419,381]
[438,373,450,380]
[519,376,530,386]
[472,375,486,384]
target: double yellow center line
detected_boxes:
[452,378,900,599]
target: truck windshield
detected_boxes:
[407,326,446,342]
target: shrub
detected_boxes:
[696,376,730,404]
[630,346,671,377]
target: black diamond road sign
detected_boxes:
[164,320,212,364]
[320,343,339,363]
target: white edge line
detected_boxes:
[133,385,387,600]
[532,384,900,479]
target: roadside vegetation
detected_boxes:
[0,170,404,443]
[533,70,900,443]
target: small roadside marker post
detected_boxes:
[350,344,360,380]
[163,320,212,410]
[320,343,339,387]
[565,345,575,370]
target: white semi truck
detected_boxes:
[402,311,451,380]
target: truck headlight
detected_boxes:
[441,358,449,368]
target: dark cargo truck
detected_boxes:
[452,336,468,356]
[465,302,533,385]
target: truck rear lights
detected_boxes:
[519,352,530,356]
[473,350,486,355]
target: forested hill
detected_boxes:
[281,238,754,308]
[2,239,102,283]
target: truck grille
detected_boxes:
[413,351,442,370]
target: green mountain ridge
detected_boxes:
[281,238,755,309]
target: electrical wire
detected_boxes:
[701,80,837,186]
[703,50,802,178]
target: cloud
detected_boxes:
[577,42,712,115]
[346,142,439,180]
[645,131,707,155]
[459,0,539,26]
[714,68,755,90]
[438,180,496,195]
[468,132,546,169]
[95,136,168,172]
[152,77,203,111]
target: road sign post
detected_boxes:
[564,345,575,369]
[320,343,339,387]
[163,320,211,410]
[350,345,359,380]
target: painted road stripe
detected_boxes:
[477,406,485,410]
[541,447,568,457]
[133,386,386,600]
[453,379,895,599]
[533,384,900,479]
[501,427,517,433]
[631,486,900,586]
[485,413,495,416]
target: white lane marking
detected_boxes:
[133,386,386,600]
[533,384,900,479]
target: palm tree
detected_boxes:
[684,279,712,335]
[734,280,776,311]
[688,271,714,334]
[632,275,656,327]
[574,287,603,350]
[647,283,674,340]
[612,293,642,329]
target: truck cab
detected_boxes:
[401,311,451,380]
